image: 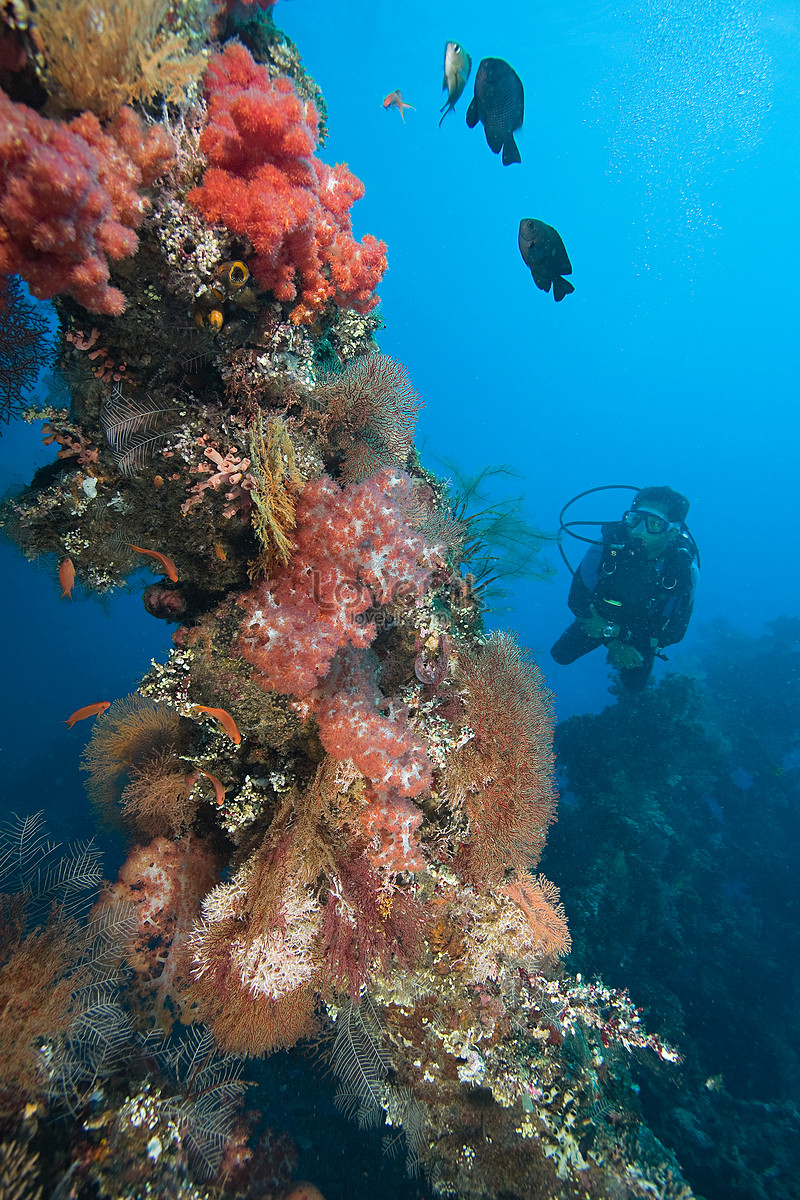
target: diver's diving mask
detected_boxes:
[623,509,673,536]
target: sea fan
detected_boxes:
[312,353,421,484]
[81,694,188,817]
[0,274,52,428]
[447,631,558,883]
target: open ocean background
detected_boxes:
[1,2,798,1196]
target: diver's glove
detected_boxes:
[606,639,644,670]
[579,607,611,641]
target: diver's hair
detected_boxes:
[632,485,690,523]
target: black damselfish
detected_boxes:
[466,57,524,166]
[518,218,575,302]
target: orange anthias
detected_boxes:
[64,701,111,728]
[59,557,75,599]
[382,89,415,122]
[192,705,242,744]
[127,544,179,582]
[195,767,227,806]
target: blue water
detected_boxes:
[270,0,796,715]
[0,1,798,1194]
[3,0,796,748]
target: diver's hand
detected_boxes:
[606,640,644,669]
[580,608,610,641]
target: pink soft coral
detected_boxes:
[0,95,174,314]
[314,648,429,874]
[240,468,442,697]
[315,648,432,801]
[95,834,221,1030]
[187,42,387,323]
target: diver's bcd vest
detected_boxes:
[591,526,696,632]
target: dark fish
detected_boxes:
[518,218,575,302]
[466,57,524,165]
[440,42,472,127]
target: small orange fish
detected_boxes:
[64,700,111,728]
[195,767,227,807]
[382,89,415,122]
[213,541,227,562]
[59,557,75,600]
[127,544,179,582]
[192,705,242,745]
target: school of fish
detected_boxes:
[383,41,574,303]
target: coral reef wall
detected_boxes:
[0,4,698,1198]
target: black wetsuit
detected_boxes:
[551,522,699,690]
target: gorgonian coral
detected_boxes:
[447,631,558,884]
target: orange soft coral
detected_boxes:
[187,42,386,323]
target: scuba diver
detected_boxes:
[550,485,699,691]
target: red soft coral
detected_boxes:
[187,42,386,323]
[358,788,424,874]
[0,92,174,314]
[240,468,443,697]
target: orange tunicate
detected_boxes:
[227,260,249,290]
[153,475,164,489]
